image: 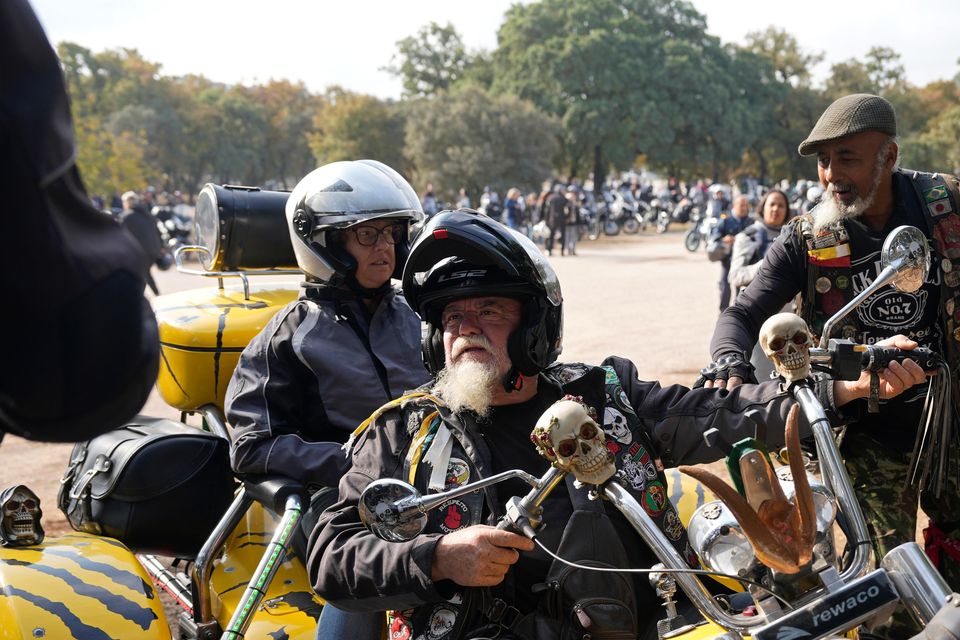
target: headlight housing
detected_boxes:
[194,184,296,271]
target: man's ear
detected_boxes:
[884,141,899,170]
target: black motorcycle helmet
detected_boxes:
[402,209,563,389]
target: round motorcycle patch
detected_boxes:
[643,480,667,516]
[438,499,469,533]
[426,605,457,639]
[444,458,470,489]
[663,508,684,541]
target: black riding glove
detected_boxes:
[694,353,758,388]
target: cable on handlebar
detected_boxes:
[530,537,794,610]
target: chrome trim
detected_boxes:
[794,384,870,581]
[221,494,303,639]
[882,542,951,624]
[173,245,300,300]
[193,488,254,628]
[604,481,763,634]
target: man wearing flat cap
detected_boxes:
[705,93,960,635]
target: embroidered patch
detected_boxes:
[444,458,470,489]
[644,480,668,515]
[388,610,413,640]
[426,605,457,639]
[620,453,647,491]
[925,185,949,202]
[929,198,954,218]
[603,406,633,444]
[606,440,621,455]
[663,508,684,541]
[627,442,658,479]
[437,500,469,533]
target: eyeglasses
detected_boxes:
[349,223,405,247]
[441,306,519,331]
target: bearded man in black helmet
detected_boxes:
[704,94,960,632]
[306,209,924,640]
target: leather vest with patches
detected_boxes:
[387,363,692,640]
[796,170,960,359]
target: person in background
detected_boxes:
[563,186,580,256]
[727,189,790,380]
[456,187,471,209]
[544,184,570,257]
[225,159,431,639]
[119,190,165,295]
[504,187,522,230]
[710,194,752,312]
[422,183,438,217]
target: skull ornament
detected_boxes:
[530,395,616,485]
[0,485,44,547]
[759,313,814,383]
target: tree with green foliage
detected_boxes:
[742,28,827,181]
[384,22,473,98]
[308,88,408,176]
[405,85,559,201]
[492,0,777,184]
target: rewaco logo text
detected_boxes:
[437,270,487,282]
[811,585,881,628]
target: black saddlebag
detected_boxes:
[58,415,236,558]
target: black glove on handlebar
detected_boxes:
[694,353,758,388]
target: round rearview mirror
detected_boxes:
[358,478,427,542]
[881,226,930,294]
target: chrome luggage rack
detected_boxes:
[173,245,301,300]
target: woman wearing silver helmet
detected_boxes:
[224,160,431,638]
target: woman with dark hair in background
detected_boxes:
[727,188,791,380]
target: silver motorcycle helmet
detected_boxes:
[286,160,423,291]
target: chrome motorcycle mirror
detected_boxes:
[359,469,543,542]
[818,225,930,348]
[358,479,428,543]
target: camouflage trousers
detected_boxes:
[842,429,960,638]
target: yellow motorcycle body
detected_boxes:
[0,533,171,639]
[153,281,300,411]
[208,502,322,637]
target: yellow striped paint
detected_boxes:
[0,533,170,639]
[153,282,300,412]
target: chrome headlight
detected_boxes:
[194,184,296,271]
[687,501,759,577]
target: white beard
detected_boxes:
[434,359,500,418]
[812,149,887,234]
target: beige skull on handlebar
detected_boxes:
[530,395,616,485]
[760,313,814,383]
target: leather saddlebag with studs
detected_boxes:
[58,415,236,558]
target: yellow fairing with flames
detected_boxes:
[154,281,300,412]
[0,533,171,639]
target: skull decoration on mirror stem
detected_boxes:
[759,313,814,383]
[530,395,617,485]
[0,484,44,547]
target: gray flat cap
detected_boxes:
[798,94,897,156]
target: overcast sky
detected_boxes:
[29,0,960,98]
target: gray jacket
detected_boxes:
[225,287,430,489]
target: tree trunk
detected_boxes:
[754,145,768,186]
[592,145,604,191]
